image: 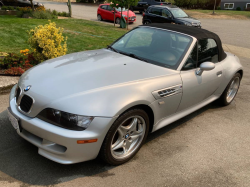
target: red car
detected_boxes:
[97,4,136,24]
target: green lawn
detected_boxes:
[0,15,127,54]
[185,9,250,19]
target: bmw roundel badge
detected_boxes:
[24,85,31,92]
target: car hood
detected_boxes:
[175,17,200,24]
[18,49,177,116]
[119,11,135,17]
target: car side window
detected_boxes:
[182,43,197,71]
[106,5,113,11]
[101,5,107,10]
[162,9,171,18]
[150,8,162,16]
[198,38,218,67]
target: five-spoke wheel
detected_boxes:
[100,109,149,165]
[111,116,146,160]
[218,73,241,106]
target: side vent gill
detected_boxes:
[152,84,183,100]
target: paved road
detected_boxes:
[0,57,250,187]
[41,0,250,49]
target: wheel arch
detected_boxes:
[116,104,155,133]
[237,69,243,79]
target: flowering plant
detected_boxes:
[28,21,67,61]
[0,50,39,75]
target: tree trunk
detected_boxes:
[30,0,34,11]
[213,0,217,14]
[127,4,129,30]
[114,8,115,27]
[67,0,72,17]
[120,8,122,28]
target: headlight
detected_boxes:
[184,22,192,26]
[122,15,127,17]
[37,108,94,131]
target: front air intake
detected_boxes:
[15,87,21,102]
[20,95,33,113]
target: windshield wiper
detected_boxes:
[107,45,119,53]
[128,53,148,62]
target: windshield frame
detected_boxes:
[110,26,194,70]
[169,8,189,18]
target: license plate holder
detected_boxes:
[7,107,22,132]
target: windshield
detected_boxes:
[115,7,128,12]
[111,27,192,70]
[170,8,188,18]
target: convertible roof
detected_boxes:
[141,23,227,62]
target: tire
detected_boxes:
[144,20,150,25]
[100,108,150,165]
[115,17,120,24]
[217,73,241,106]
[97,14,102,21]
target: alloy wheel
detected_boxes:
[226,77,240,103]
[110,116,146,160]
[97,15,102,21]
[116,18,120,24]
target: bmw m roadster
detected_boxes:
[8,24,243,165]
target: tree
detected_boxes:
[123,0,139,30]
[213,0,217,14]
[30,0,34,11]
[67,0,72,17]
[108,0,124,27]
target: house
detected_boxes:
[221,0,250,10]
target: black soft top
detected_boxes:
[141,23,227,62]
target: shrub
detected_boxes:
[1,6,15,10]
[19,7,32,13]
[61,11,68,17]
[32,10,57,19]
[236,7,241,11]
[0,50,39,75]
[52,9,58,16]
[28,21,67,61]
[17,6,33,17]
[5,67,25,75]
[217,6,221,10]
[36,6,46,11]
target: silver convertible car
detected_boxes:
[8,24,243,165]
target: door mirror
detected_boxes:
[196,62,215,76]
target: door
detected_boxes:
[105,5,115,21]
[148,7,163,23]
[161,8,172,23]
[177,38,224,112]
[99,5,108,20]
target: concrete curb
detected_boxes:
[0,44,249,93]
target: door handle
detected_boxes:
[217,71,222,77]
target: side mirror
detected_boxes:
[196,62,215,76]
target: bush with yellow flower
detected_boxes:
[28,21,67,61]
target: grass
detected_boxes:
[0,15,127,54]
[185,9,250,19]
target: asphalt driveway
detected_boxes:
[0,56,250,186]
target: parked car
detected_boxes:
[143,5,201,27]
[97,4,136,24]
[130,0,171,13]
[8,24,242,165]
[1,0,43,8]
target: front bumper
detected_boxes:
[9,85,117,164]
